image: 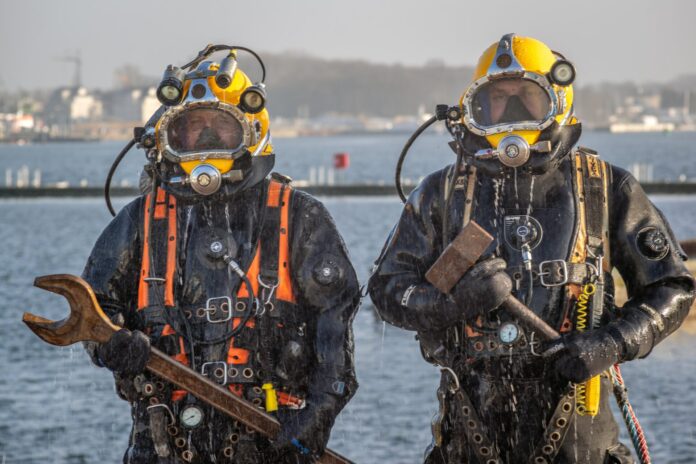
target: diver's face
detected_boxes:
[488,79,549,124]
[181,111,240,150]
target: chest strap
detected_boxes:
[508,260,598,288]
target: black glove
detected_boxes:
[96,329,150,376]
[268,433,318,464]
[450,257,512,320]
[267,398,340,464]
[234,440,276,464]
[543,327,622,384]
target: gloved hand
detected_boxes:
[543,327,623,384]
[449,257,512,320]
[96,328,151,376]
[268,433,318,464]
[234,440,279,464]
[234,437,316,464]
[265,399,338,464]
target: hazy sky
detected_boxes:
[1,0,695,91]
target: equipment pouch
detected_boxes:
[147,405,172,458]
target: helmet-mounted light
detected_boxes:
[215,51,238,89]
[157,65,186,106]
[239,83,266,114]
[549,60,575,86]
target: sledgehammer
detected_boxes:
[426,220,560,340]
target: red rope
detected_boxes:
[613,364,651,464]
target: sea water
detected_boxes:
[1,133,695,463]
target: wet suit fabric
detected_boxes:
[368,143,694,463]
[83,177,360,463]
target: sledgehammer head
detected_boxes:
[425,221,494,293]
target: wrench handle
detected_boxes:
[145,350,352,464]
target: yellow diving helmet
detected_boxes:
[459,33,576,168]
[147,45,273,196]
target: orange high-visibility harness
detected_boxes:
[136,179,299,404]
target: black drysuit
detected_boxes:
[369,139,694,463]
[83,178,359,463]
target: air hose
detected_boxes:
[104,137,136,217]
[395,115,438,203]
[611,364,652,464]
[181,44,266,82]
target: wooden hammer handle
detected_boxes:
[502,295,560,340]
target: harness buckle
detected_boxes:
[201,361,228,385]
[257,276,279,315]
[204,296,233,323]
[538,260,569,287]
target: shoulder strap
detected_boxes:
[258,178,296,303]
[462,165,477,227]
[137,186,178,310]
[580,151,607,258]
[568,149,610,329]
[136,186,189,402]
[441,162,477,248]
[568,148,610,266]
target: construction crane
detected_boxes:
[56,51,82,88]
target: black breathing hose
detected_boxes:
[395,115,438,203]
[104,138,136,217]
[182,44,266,83]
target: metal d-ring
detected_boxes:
[146,403,176,426]
[529,332,543,356]
[440,366,461,394]
[252,297,265,316]
[257,276,279,306]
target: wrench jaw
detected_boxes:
[22,312,80,347]
[22,274,120,346]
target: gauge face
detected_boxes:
[498,322,521,344]
[180,405,204,428]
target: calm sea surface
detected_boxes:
[1,134,695,463]
[1,131,696,187]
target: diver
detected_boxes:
[82,45,359,463]
[368,34,694,463]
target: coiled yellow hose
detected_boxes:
[574,283,600,416]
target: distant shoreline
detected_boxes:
[3,127,692,145]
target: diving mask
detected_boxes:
[463,75,557,167]
[162,105,252,162]
[157,101,259,195]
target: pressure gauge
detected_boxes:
[498,322,521,345]
[180,405,204,429]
